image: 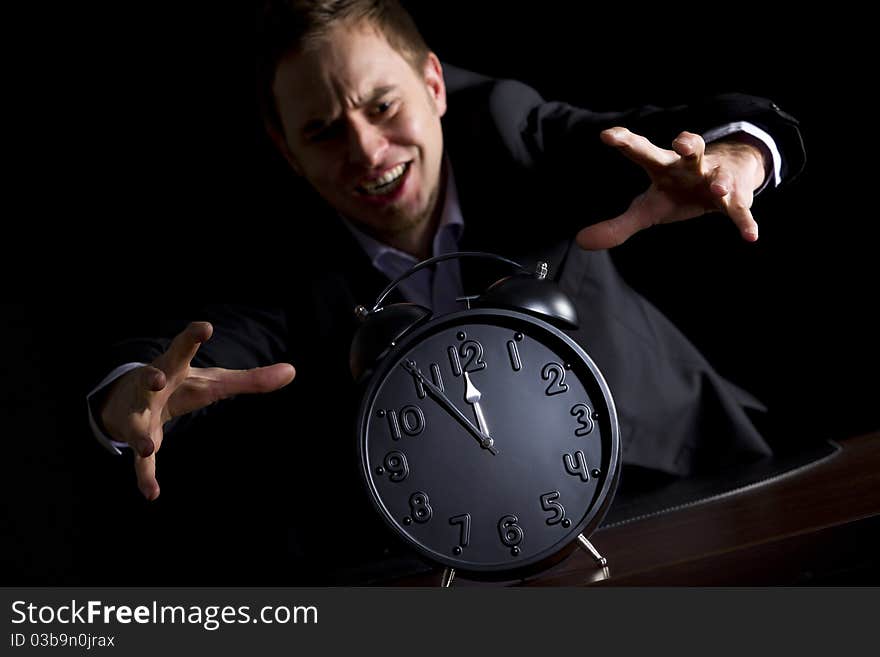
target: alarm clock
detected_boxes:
[351,252,620,583]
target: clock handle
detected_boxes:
[350,251,579,379]
[367,251,530,313]
[359,250,579,331]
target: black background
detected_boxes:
[2,3,876,585]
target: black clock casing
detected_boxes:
[355,306,620,579]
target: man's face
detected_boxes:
[271,22,447,243]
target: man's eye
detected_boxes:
[375,100,395,115]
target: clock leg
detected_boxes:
[577,534,608,567]
[440,568,456,588]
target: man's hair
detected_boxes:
[257,0,430,138]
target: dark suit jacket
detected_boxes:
[89,65,805,584]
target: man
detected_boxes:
[88,0,804,582]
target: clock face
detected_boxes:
[358,309,620,575]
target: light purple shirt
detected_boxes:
[342,160,467,315]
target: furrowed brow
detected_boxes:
[300,86,397,136]
[362,85,396,105]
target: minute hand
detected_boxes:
[401,361,498,455]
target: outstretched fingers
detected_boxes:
[708,166,759,241]
[155,322,213,381]
[598,127,760,245]
[601,127,678,170]
[125,323,292,502]
[126,422,157,458]
[163,363,296,420]
[724,196,759,242]
[108,365,166,456]
[207,363,297,399]
[135,452,160,501]
[139,364,167,394]
[708,166,734,198]
[671,131,706,172]
[576,192,656,250]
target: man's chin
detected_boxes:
[349,200,427,231]
[340,181,439,244]
[362,213,426,237]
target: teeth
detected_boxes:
[361,163,407,193]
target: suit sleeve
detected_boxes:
[99,305,291,370]
[483,78,806,226]
[512,86,804,177]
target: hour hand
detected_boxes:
[463,372,491,443]
[401,360,498,455]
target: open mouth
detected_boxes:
[356,162,411,196]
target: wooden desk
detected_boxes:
[391,432,880,586]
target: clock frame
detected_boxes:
[356,308,620,581]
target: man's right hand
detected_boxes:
[98,321,297,501]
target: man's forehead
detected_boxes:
[275,23,414,118]
[299,77,396,118]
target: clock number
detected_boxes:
[448,346,462,377]
[507,340,522,371]
[570,403,594,436]
[540,491,566,525]
[400,405,425,436]
[385,405,425,440]
[430,363,444,392]
[409,492,433,524]
[542,362,569,396]
[460,340,487,373]
[387,408,402,440]
[450,513,471,548]
[563,450,591,482]
[449,340,487,376]
[383,451,409,482]
[412,371,426,399]
[498,514,524,551]
[412,363,444,398]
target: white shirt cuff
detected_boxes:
[702,121,783,193]
[87,363,146,455]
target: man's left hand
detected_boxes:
[576,127,767,250]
